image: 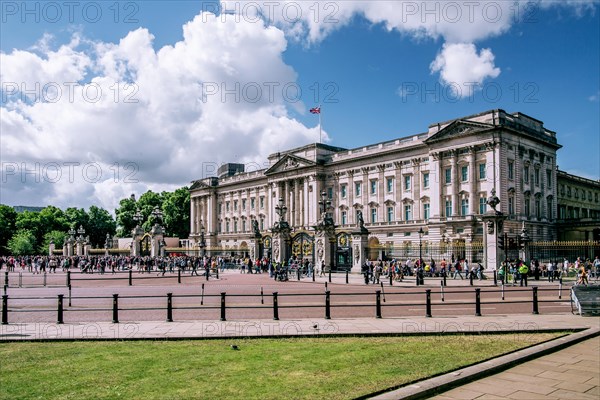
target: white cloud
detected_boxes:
[429,43,501,98]
[0,12,325,211]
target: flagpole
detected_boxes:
[319,104,322,144]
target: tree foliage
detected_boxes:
[7,230,36,256]
[0,205,17,252]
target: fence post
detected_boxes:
[66,271,71,287]
[325,291,331,320]
[347,270,350,284]
[501,283,505,301]
[178,269,181,284]
[312,269,315,282]
[389,270,392,286]
[128,269,133,286]
[558,282,562,299]
[261,286,264,304]
[416,273,419,286]
[68,285,72,307]
[297,268,301,281]
[1,295,7,325]
[441,280,445,302]
[19,272,22,288]
[443,270,447,287]
[4,271,8,287]
[166,293,173,322]
[469,272,473,286]
[493,270,498,286]
[43,272,47,287]
[57,294,64,324]
[273,292,279,321]
[426,289,432,318]
[532,286,539,315]
[375,290,382,319]
[328,269,332,283]
[220,292,226,321]
[475,288,481,316]
[112,294,119,323]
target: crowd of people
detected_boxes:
[0,254,598,286]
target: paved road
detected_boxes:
[2,270,574,323]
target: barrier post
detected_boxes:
[66,271,71,287]
[178,269,181,284]
[426,289,432,318]
[375,290,382,319]
[273,292,279,321]
[493,270,498,286]
[68,285,72,306]
[475,288,481,316]
[43,272,47,287]
[325,291,331,320]
[1,295,7,325]
[57,294,64,324]
[128,269,133,286]
[532,286,539,315]
[328,269,332,283]
[112,294,119,323]
[220,292,226,321]
[346,270,349,284]
[440,280,445,302]
[166,293,173,322]
[4,272,8,287]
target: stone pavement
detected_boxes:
[430,334,599,400]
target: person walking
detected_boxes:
[518,261,529,287]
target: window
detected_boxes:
[233,220,238,233]
[535,199,541,218]
[386,178,393,193]
[234,200,238,211]
[218,203,222,214]
[461,198,469,216]
[546,170,552,188]
[226,221,230,233]
[589,191,593,202]
[445,200,452,217]
[404,205,412,221]
[567,187,571,197]
[370,208,377,223]
[479,197,487,214]
[250,198,255,210]
[547,198,553,220]
[355,182,362,196]
[508,161,514,180]
[242,199,246,211]
[524,166,529,183]
[404,175,411,191]
[327,187,333,199]
[524,198,530,217]
[259,196,264,209]
[508,196,514,215]
[575,189,579,199]
[423,173,430,189]
[387,207,394,222]
[534,168,540,186]
[461,166,468,182]
[242,220,246,232]
[341,184,347,199]
[356,210,361,222]
[341,211,347,225]
[226,201,230,212]
[479,164,486,180]
[445,168,451,184]
[423,203,430,220]
[370,180,377,195]
[596,193,599,202]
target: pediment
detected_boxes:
[264,154,316,175]
[190,180,210,190]
[425,120,494,144]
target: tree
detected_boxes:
[87,206,117,247]
[64,207,90,232]
[7,230,36,256]
[163,187,190,238]
[0,205,17,254]
[137,191,163,231]
[41,230,68,254]
[115,196,138,237]
[15,211,44,250]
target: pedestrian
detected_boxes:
[518,262,529,287]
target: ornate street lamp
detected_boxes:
[418,227,425,266]
[151,206,164,226]
[133,208,143,227]
[199,222,206,258]
[275,198,288,223]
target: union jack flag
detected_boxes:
[310,106,321,114]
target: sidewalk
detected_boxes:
[430,334,599,400]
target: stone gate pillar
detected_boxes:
[480,189,507,271]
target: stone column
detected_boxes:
[303,178,309,227]
[452,149,459,216]
[351,231,369,274]
[294,179,300,227]
[315,231,335,271]
[469,147,478,214]
[48,241,55,256]
[377,165,385,222]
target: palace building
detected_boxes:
[188,109,600,266]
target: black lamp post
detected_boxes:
[199,222,206,258]
[418,227,424,266]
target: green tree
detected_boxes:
[64,207,90,232]
[15,211,44,250]
[7,230,36,255]
[87,206,117,247]
[137,191,163,231]
[41,230,68,254]
[115,196,138,237]
[163,187,190,238]
[0,205,18,254]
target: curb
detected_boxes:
[368,327,600,399]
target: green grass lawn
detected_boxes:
[0,333,564,400]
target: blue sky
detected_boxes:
[1,1,599,210]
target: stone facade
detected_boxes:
[189,109,598,262]
[556,171,600,241]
